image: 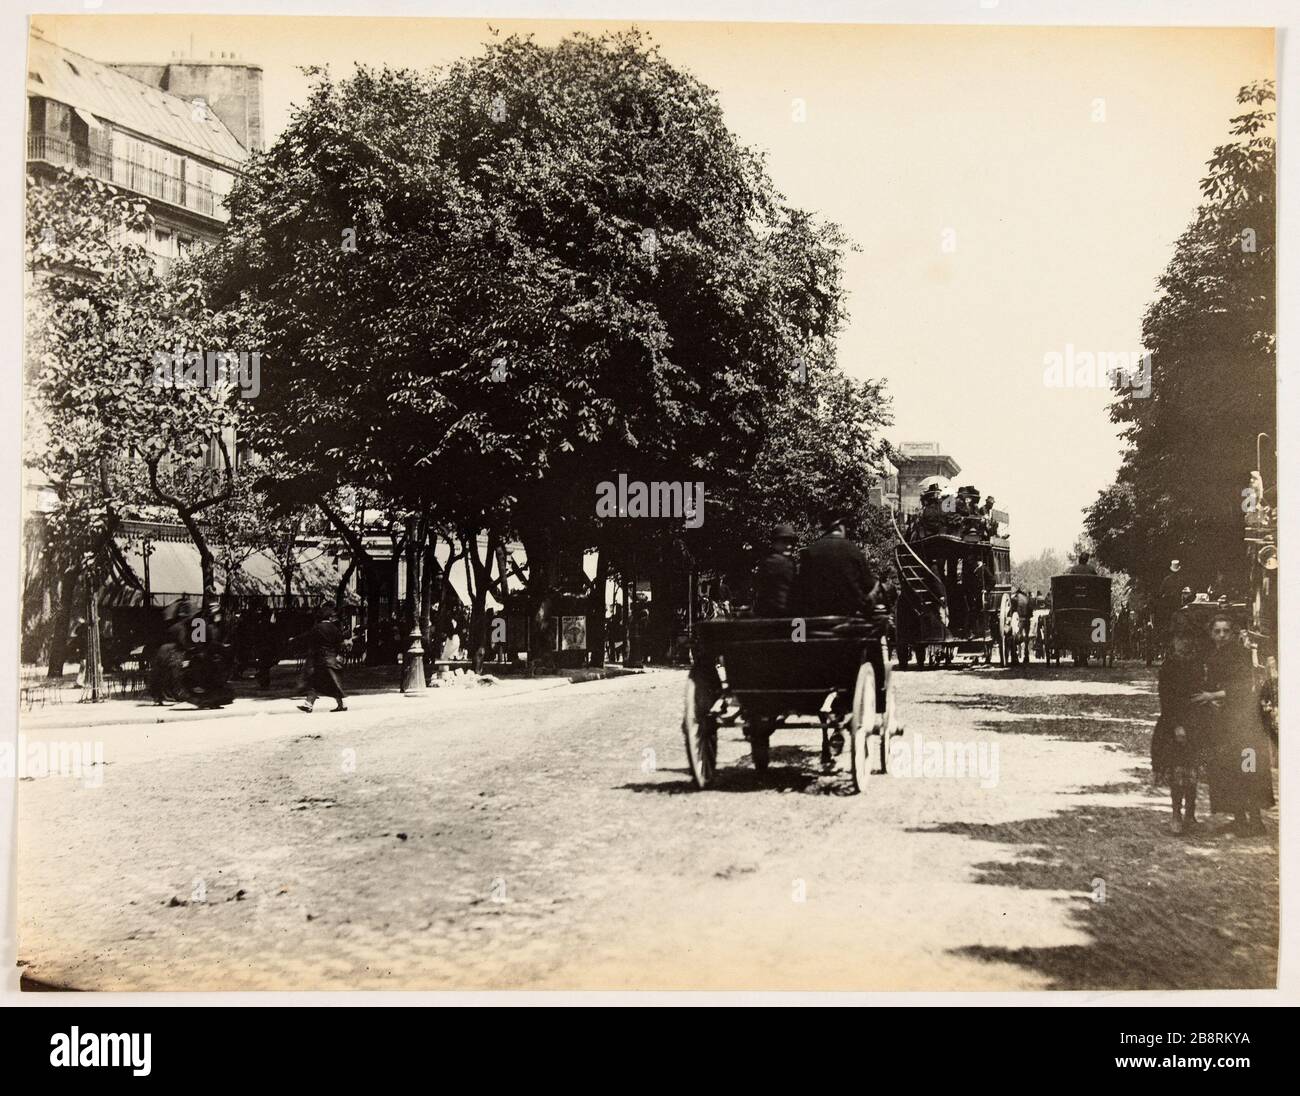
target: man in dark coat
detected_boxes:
[1155,559,1184,640]
[753,523,798,617]
[297,605,348,713]
[1066,551,1100,575]
[794,513,879,618]
[792,513,886,755]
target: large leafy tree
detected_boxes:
[25,170,158,672]
[26,165,264,658]
[1085,81,1275,601]
[205,30,877,653]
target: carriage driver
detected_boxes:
[794,511,881,618]
[794,511,888,748]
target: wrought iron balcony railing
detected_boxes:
[27,133,227,222]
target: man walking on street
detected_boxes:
[297,605,348,713]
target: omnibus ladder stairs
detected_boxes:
[898,557,944,616]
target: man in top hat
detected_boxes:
[1156,558,1184,640]
[794,511,880,619]
[753,523,799,617]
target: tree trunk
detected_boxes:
[335,554,358,610]
[319,498,391,664]
[45,566,78,678]
[520,527,556,663]
[589,544,608,667]
[465,529,499,671]
[420,538,439,644]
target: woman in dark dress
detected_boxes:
[1151,626,1205,834]
[1195,613,1273,835]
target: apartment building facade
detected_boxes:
[26,26,260,274]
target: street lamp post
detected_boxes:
[142,534,154,610]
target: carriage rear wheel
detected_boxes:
[849,661,875,793]
[878,666,898,774]
[682,672,719,789]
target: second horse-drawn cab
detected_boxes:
[1043,573,1113,666]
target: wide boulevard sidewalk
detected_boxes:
[17,662,646,733]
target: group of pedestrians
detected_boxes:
[1152,611,1274,836]
[148,600,235,709]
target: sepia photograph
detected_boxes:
[4,0,1288,1013]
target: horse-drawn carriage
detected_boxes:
[1041,574,1113,666]
[683,612,899,792]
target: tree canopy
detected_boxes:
[1084,80,1275,600]
[205,29,887,581]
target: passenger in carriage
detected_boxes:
[794,511,881,619]
[956,486,981,537]
[980,495,998,538]
[945,568,966,635]
[912,489,945,541]
[752,523,799,617]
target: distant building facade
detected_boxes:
[892,441,963,514]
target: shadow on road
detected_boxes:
[952,662,1158,684]
[914,688,1160,748]
[619,744,851,796]
[910,794,1279,990]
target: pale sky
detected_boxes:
[32,15,1275,557]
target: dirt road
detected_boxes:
[16,664,1278,991]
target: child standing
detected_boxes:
[1151,627,1205,834]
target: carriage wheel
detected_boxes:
[849,661,875,793]
[682,672,719,789]
[878,667,898,774]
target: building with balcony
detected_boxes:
[23,29,272,667]
[26,26,260,274]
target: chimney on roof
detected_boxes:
[110,53,265,154]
